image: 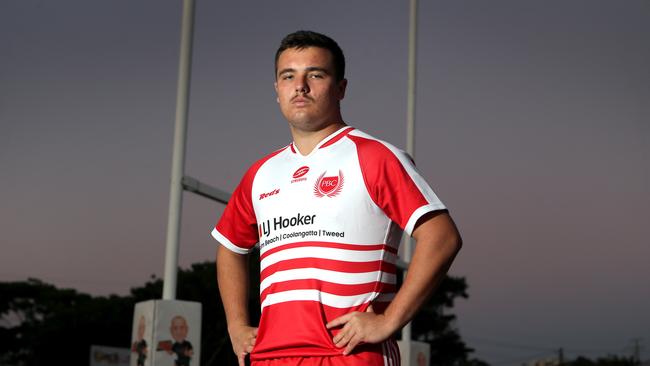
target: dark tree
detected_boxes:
[406,273,485,366]
[0,279,133,366]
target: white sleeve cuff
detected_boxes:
[404,203,447,236]
[211,227,252,255]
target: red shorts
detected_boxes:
[251,340,400,366]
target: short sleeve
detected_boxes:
[211,167,259,254]
[211,147,288,254]
[350,134,446,236]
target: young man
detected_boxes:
[213,30,461,366]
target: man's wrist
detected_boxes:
[385,315,402,336]
[227,321,251,334]
[381,308,406,336]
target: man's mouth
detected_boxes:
[292,96,312,105]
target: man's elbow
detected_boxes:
[445,213,462,255]
[453,232,462,253]
[445,226,462,259]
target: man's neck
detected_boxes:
[290,122,347,156]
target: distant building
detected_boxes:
[90,345,130,366]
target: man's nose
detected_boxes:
[295,76,310,94]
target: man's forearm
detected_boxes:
[326,212,461,354]
[217,246,259,364]
[216,246,251,330]
[382,212,462,333]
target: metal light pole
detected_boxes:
[162,0,196,300]
[137,4,232,363]
[406,0,418,159]
[402,0,418,348]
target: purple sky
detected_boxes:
[1,1,649,364]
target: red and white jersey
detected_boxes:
[212,126,445,361]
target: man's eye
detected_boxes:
[309,74,324,79]
[282,75,293,80]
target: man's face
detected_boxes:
[137,316,146,339]
[274,46,347,132]
[170,317,188,342]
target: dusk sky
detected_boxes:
[1,1,649,365]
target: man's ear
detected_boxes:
[274,81,279,103]
[337,78,348,100]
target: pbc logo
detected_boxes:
[313,170,344,198]
[291,166,309,183]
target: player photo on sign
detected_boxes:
[156,315,194,366]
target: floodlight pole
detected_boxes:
[402,0,418,349]
[163,0,196,300]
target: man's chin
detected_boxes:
[285,111,310,124]
[287,117,318,130]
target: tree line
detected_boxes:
[2,253,633,366]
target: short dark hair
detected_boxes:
[275,30,346,81]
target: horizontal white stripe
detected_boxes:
[211,228,252,254]
[259,239,393,256]
[261,289,380,309]
[261,246,397,271]
[260,267,396,293]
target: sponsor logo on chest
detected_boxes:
[258,213,316,238]
[291,166,310,183]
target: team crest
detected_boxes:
[313,170,344,198]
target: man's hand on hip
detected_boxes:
[326,305,395,355]
[228,324,258,366]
